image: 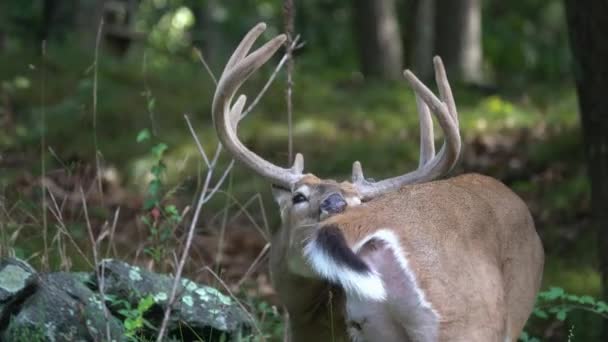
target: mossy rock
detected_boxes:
[97,259,250,340]
[3,272,124,342]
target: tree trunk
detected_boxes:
[190,0,220,69]
[76,0,106,49]
[435,0,482,83]
[40,0,58,42]
[411,0,435,80]
[564,0,608,338]
[352,0,403,80]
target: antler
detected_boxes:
[212,23,305,188]
[352,57,461,200]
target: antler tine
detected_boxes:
[212,23,304,188]
[224,23,267,73]
[353,56,461,200]
[416,94,435,168]
[433,56,458,126]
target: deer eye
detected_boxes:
[292,193,308,204]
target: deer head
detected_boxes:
[210,23,543,342]
[212,22,460,226]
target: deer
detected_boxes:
[210,23,544,342]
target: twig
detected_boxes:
[200,266,264,337]
[241,36,300,119]
[156,158,215,341]
[93,19,104,203]
[235,242,270,288]
[202,160,234,204]
[184,114,210,168]
[80,187,112,341]
[142,51,158,135]
[46,190,94,269]
[284,0,296,164]
[214,175,232,271]
[105,206,120,258]
[283,311,291,342]
[40,40,49,271]
[194,48,218,86]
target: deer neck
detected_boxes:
[270,226,349,342]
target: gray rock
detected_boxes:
[98,259,250,340]
[3,272,124,342]
[0,258,37,324]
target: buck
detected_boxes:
[211,23,544,342]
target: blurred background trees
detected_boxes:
[565,0,608,339]
[0,0,572,82]
[352,0,403,80]
[1,0,605,340]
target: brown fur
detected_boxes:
[270,173,544,341]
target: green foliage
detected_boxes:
[521,287,608,341]
[137,128,183,266]
[484,0,571,82]
[240,299,284,342]
[107,294,156,340]
[535,287,608,320]
[0,1,44,44]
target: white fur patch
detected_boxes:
[294,184,310,197]
[304,239,386,301]
[353,229,438,316]
[346,196,362,206]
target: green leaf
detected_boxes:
[164,204,179,217]
[540,287,565,301]
[151,164,166,177]
[148,179,162,197]
[596,301,608,313]
[532,308,549,319]
[143,198,157,210]
[136,129,151,143]
[556,308,568,321]
[137,295,155,312]
[578,295,595,305]
[140,216,151,226]
[118,309,131,316]
[151,143,168,159]
[147,97,156,112]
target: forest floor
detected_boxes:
[0,44,596,340]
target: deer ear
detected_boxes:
[271,184,291,207]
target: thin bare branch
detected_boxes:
[80,187,112,341]
[235,242,270,288]
[194,48,218,86]
[284,0,295,164]
[105,207,120,258]
[44,193,95,268]
[93,19,105,203]
[156,153,219,341]
[202,160,234,204]
[200,266,264,337]
[241,35,301,119]
[184,114,211,168]
[40,39,49,271]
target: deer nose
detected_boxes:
[320,193,347,215]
